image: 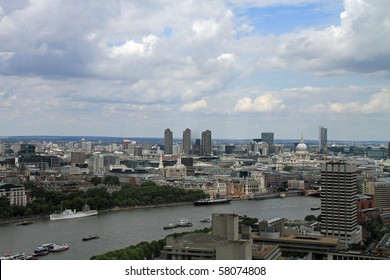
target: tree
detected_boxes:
[304,215,317,222]
[104,175,120,186]
[91,176,102,186]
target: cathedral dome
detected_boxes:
[295,135,307,152]
[296,142,307,152]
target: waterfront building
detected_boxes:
[183,128,191,155]
[320,162,362,248]
[319,126,327,154]
[164,128,173,155]
[0,182,27,207]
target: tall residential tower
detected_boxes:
[164,128,173,155]
[183,128,191,155]
[320,162,362,249]
[201,130,212,156]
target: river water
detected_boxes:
[0,196,320,260]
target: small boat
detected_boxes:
[25,254,38,260]
[279,193,286,198]
[16,221,33,226]
[163,223,178,230]
[40,243,55,250]
[200,217,211,223]
[0,252,26,260]
[51,243,69,252]
[33,246,50,257]
[82,235,99,241]
[311,207,320,211]
[177,218,193,227]
[193,197,232,206]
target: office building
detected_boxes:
[373,179,390,211]
[261,132,274,146]
[319,126,327,154]
[71,152,86,165]
[164,128,173,155]
[201,130,212,156]
[182,128,191,155]
[320,162,362,248]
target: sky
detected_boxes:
[0,0,389,141]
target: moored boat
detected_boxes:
[163,223,178,230]
[0,252,26,260]
[33,246,50,257]
[50,203,98,221]
[311,207,320,211]
[193,197,232,206]
[177,218,193,227]
[51,243,69,252]
[82,235,99,241]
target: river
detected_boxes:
[0,196,320,260]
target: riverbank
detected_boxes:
[0,191,302,225]
[0,201,194,225]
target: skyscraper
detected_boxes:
[164,128,173,155]
[201,130,212,156]
[319,126,327,154]
[183,128,191,155]
[320,162,362,248]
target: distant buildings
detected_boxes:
[320,162,362,248]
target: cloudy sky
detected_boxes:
[0,0,389,141]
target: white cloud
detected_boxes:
[109,35,158,57]
[180,99,208,112]
[0,0,389,140]
[329,90,390,113]
[271,0,390,76]
[234,94,284,112]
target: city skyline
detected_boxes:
[0,0,389,141]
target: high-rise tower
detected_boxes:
[201,130,212,156]
[183,128,191,155]
[319,126,327,154]
[164,128,173,155]
[320,162,362,248]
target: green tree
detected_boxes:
[91,176,102,186]
[304,215,317,222]
[104,175,120,186]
